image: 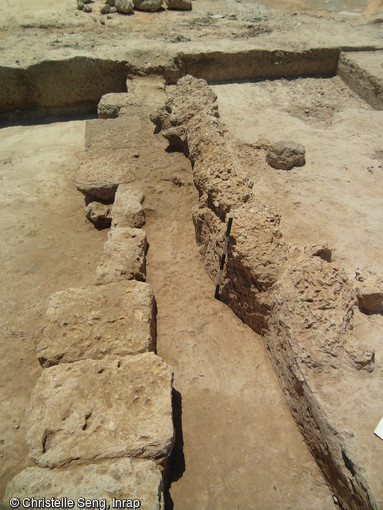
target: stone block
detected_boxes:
[26,353,174,467]
[37,281,156,368]
[85,118,142,151]
[95,228,147,285]
[97,93,130,119]
[5,458,164,510]
[85,201,112,229]
[77,149,137,201]
[112,185,145,229]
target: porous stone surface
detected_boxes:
[154,75,383,510]
[26,353,174,467]
[266,140,306,170]
[37,281,156,367]
[5,459,164,510]
[166,0,191,10]
[133,0,163,11]
[112,185,145,229]
[77,149,137,201]
[97,93,130,119]
[95,227,147,285]
[85,201,112,229]
[115,0,134,14]
[152,75,250,219]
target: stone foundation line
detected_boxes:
[150,75,383,510]
[5,79,177,509]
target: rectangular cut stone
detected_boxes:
[85,118,143,151]
[112,185,146,229]
[5,459,164,510]
[76,149,137,201]
[26,353,174,468]
[37,281,156,368]
[95,228,147,285]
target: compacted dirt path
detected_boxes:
[144,174,336,509]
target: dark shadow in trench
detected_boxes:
[164,388,185,510]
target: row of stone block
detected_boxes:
[4,83,173,509]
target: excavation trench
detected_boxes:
[123,85,336,508]
[0,48,341,114]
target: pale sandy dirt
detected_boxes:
[0,119,106,495]
[144,173,336,509]
[0,0,382,71]
[213,76,383,279]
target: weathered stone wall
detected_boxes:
[152,75,382,510]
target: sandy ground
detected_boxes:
[0,118,106,495]
[213,76,383,278]
[0,0,382,71]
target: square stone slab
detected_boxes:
[5,458,164,510]
[37,281,156,368]
[112,185,145,229]
[76,149,138,202]
[26,353,174,468]
[95,228,147,285]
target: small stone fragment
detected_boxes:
[346,344,375,372]
[100,3,111,14]
[133,0,163,11]
[166,0,192,10]
[83,4,93,12]
[115,0,134,13]
[77,0,84,9]
[266,140,306,170]
[110,6,117,12]
[97,93,130,119]
[95,227,147,285]
[5,459,164,510]
[355,269,383,314]
[112,185,145,229]
[85,201,112,229]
